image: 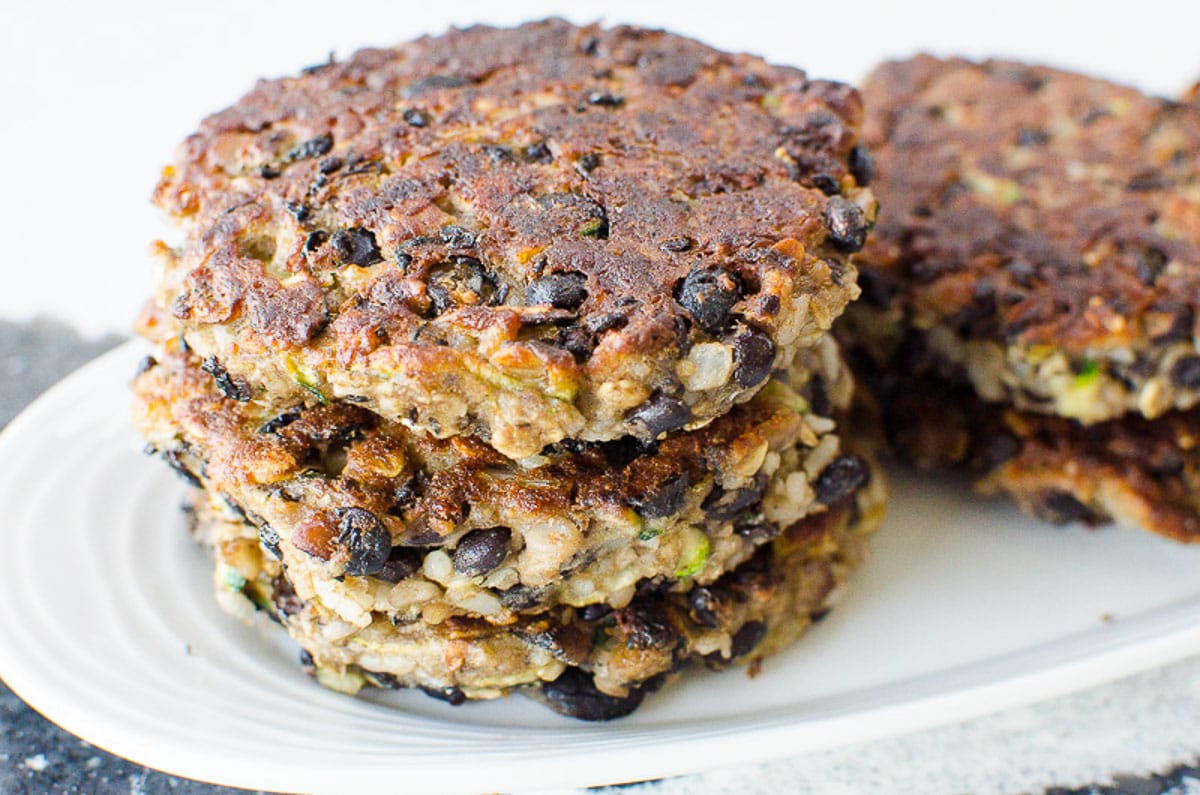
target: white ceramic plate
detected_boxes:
[2,341,1200,794]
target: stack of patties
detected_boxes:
[132,19,884,720]
[840,55,1200,541]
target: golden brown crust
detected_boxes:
[855,55,1200,423]
[152,19,874,457]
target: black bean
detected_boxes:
[524,141,553,163]
[626,393,692,439]
[362,671,401,689]
[811,173,841,195]
[1133,246,1169,285]
[584,310,629,335]
[629,471,690,519]
[675,266,743,334]
[731,326,776,388]
[618,602,678,651]
[303,230,328,253]
[1148,302,1194,343]
[856,267,896,308]
[539,669,644,721]
[421,685,467,706]
[334,508,392,577]
[402,74,470,98]
[499,584,545,611]
[330,227,383,267]
[425,257,500,315]
[271,576,303,617]
[807,375,831,417]
[555,326,595,362]
[287,134,333,161]
[734,520,780,543]
[258,408,303,435]
[823,196,868,252]
[687,587,722,628]
[1127,172,1168,191]
[298,649,315,672]
[439,225,476,249]
[702,473,769,520]
[402,107,431,127]
[524,624,591,664]
[283,200,311,223]
[162,450,202,488]
[974,431,1022,472]
[660,236,694,253]
[258,524,282,560]
[259,164,281,179]
[1032,490,1096,525]
[814,455,869,505]
[372,547,423,584]
[134,355,157,376]
[1004,258,1037,287]
[452,527,512,576]
[526,272,588,310]
[577,152,602,174]
[1170,356,1200,388]
[587,92,625,107]
[579,603,612,622]
[848,145,874,186]
[387,476,421,515]
[729,620,767,658]
[317,156,343,174]
[482,144,514,165]
[1016,127,1050,146]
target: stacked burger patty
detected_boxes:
[841,55,1200,541]
[132,20,885,719]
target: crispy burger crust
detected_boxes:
[152,19,873,457]
[855,55,1200,422]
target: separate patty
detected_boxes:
[149,19,875,459]
[852,55,1200,425]
[189,459,885,717]
[850,344,1200,542]
[134,337,870,624]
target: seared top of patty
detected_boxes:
[153,20,871,444]
[858,55,1200,354]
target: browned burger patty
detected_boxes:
[189,460,885,718]
[849,55,1200,426]
[135,337,873,624]
[150,19,876,459]
[852,362,1200,542]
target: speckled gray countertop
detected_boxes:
[2,317,1200,795]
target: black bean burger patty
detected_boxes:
[150,19,875,459]
[847,55,1200,427]
[134,338,872,623]
[188,460,884,718]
